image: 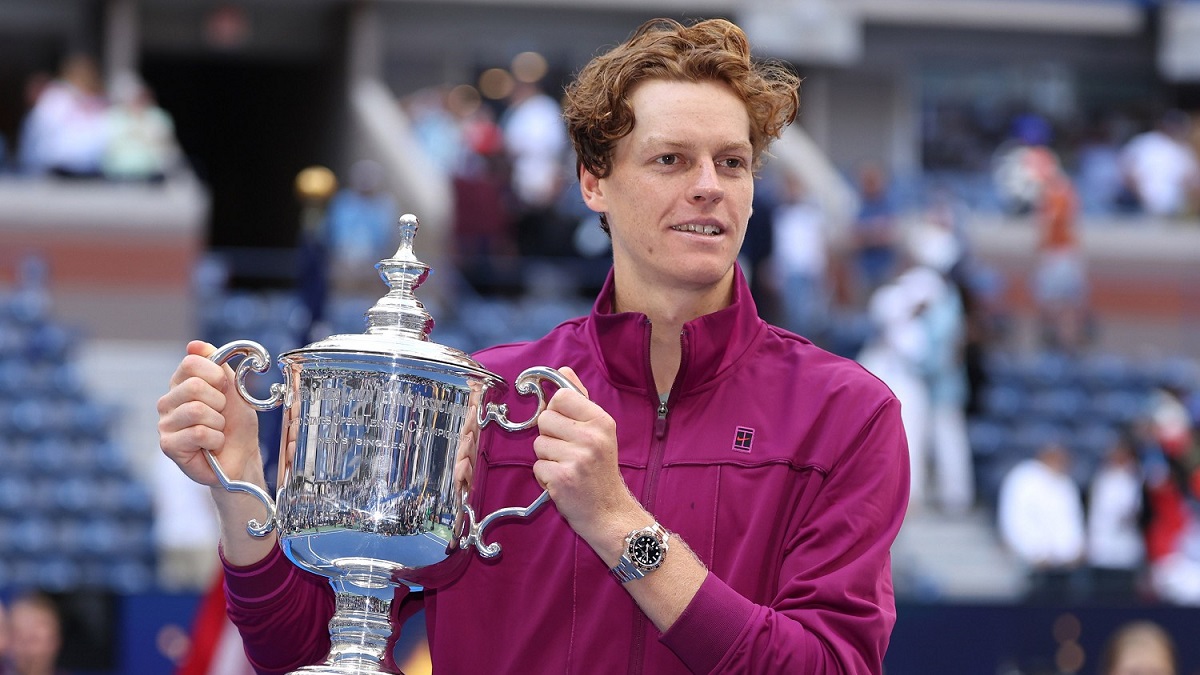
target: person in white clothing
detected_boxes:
[857,281,930,513]
[1086,432,1146,602]
[897,263,974,515]
[997,441,1086,603]
[1119,110,1200,218]
[768,170,830,340]
[20,53,109,178]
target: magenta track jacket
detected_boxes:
[223,266,910,674]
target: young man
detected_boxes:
[158,17,909,674]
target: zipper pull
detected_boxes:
[654,399,668,439]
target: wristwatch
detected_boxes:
[610,522,670,583]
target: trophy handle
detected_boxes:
[466,366,583,558]
[201,339,284,538]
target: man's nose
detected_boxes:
[690,162,724,203]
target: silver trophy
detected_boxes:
[202,214,575,674]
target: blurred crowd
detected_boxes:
[996,377,1200,608]
[4,45,1200,620]
[0,53,180,182]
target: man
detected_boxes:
[158,17,909,673]
[997,441,1086,604]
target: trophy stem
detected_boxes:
[291,587,400,675]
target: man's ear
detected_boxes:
[579,166,606,214]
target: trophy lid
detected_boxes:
[285,214,497,380]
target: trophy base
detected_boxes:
[292,664,405,675]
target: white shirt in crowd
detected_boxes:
[1087,462,1145,570]
[998,456,1085,567]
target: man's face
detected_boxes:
[581,79,754,300]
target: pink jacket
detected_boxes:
[225,266,910,674]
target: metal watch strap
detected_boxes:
[609,522,670,584]
[610,555,647,583]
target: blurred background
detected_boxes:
[2,0,1200,673]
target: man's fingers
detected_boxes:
[557,366,588,398]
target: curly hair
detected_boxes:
[562,17,801,181]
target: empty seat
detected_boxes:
[1090,389,1150,427]
[967,418,1010,459]
[1077,352,1136,392]
[980,384,1025,421]
[1026,388,1089,424]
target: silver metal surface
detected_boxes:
[203,214,578,675]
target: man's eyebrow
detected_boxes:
[639,135,752,154]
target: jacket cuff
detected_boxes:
[660,572,754,673]
[220,544,303,610]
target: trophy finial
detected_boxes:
[394,213,420,262]
[365,214,434,340]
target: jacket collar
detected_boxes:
[587,265,767,395]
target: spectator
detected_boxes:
[899,262,974,515]
[406,86,466,175]
[324,159,398,296]
[857,279,931,512]
[102,73,180,182]
[1120,109,1200,218]
[451,98,519,295]
[997,441,1086,604]
[19,53,109,178]
[768,169,831,340]
[1142,385,1200,605]
[1099,620,1177,675]
[6,592,66,675]
[1076,113,1136,215]
[501,78,572,258]
[1086,431,1146,602]
[991,112,1060,216]
[15,70,52,175]
[848,161,900,304]
[1032,155,1088,352]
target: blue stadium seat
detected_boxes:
[1070,423,1120,460]
[1011,421,1070,456]
[1026,388,1089,424]
[980,384,1025,421]
[1090,389,1151,427]
[1076,352,1135,392]
[106,559,155,593]
[9,516,56,556]
[967,418,1010,459]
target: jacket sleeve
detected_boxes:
[222,546,426,674]
[222,545,336,675]
[660,397,910,674]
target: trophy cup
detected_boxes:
[201,214,577,674]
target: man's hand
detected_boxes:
[532,367,642,548]
[157,340,263,488]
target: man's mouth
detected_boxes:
[671,223,723,236]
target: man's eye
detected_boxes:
[721,158,746,169]
[656,154,678,166]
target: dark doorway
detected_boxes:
[142,54,343,288]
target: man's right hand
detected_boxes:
[157,340,277,565]
[157,340,262,487]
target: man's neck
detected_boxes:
[611,276,734,394]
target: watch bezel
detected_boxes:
[627,531,665,569]
[610,522,671,583]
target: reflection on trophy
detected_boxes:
[202,214,576,674]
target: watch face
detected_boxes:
[629,532,664,568]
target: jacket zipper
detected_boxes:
[628,323,685,675]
